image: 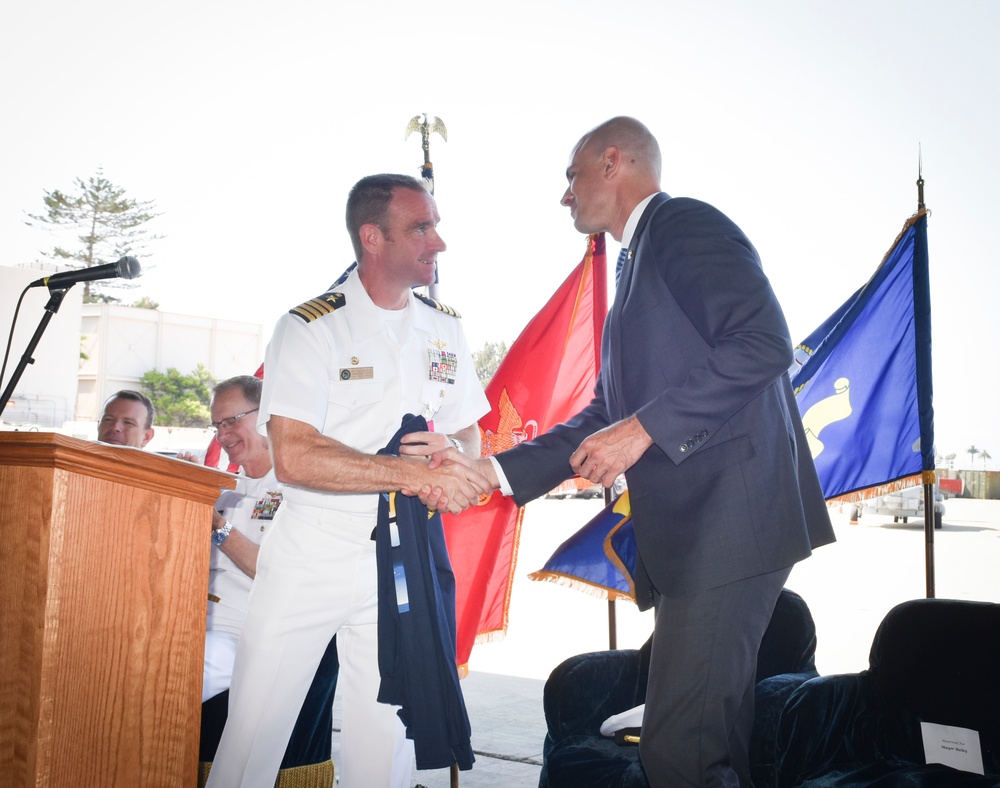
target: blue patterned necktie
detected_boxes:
[615,247,628,286]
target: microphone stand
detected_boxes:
[0,287,71,417]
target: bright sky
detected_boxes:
[2,0,998,465]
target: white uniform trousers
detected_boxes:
[203,629,239,702]
[205,502,413,788]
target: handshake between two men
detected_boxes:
[399,414,653,514]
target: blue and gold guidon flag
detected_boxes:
[529,490,636,601]
[529,210,935,602]
[791,210,934,502]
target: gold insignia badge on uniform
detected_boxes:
[414,292,461,318]
[289,291,346,322]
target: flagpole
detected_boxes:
[917,144,925,211]
[914,147,936,598]
[408,112,452,783]
[405,113,447,300]
[605,488,618,649]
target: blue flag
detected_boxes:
[529,491,636,601]
[791,211,934,500]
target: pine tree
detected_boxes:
[472,340,509,385]
[25,168,162,302]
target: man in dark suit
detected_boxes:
[425,116,835,786]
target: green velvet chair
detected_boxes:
[539,588,819,787]
[776,598,1000,787]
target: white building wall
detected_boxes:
[3,265,263,435]
[77,303,264,422]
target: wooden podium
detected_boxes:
[0,432,236,787]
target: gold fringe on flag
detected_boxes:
[472,504,527,647]
[199,760,334,788]
[824,473,925,506]
[526,569,634,603]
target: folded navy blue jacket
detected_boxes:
[375,414,475,771]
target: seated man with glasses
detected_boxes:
[190,375,275,701]
[181,375,340,786]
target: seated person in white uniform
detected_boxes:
[195,375,280,699]
[98,383,339,785]
[186,375,341,786]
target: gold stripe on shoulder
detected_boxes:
[289,292,346,322]
[414,292,461,318]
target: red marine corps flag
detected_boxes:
[443,233,607,670]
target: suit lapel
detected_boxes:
[616,192,670,295]
[606,193,671,419]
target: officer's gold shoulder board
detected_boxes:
[414,292,461,318]
[289,292,346,322]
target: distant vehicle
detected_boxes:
[545,477,604,500]
[938,477,965,498]
[851,485,944,529]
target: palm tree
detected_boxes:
[981,449,992,469]
[967,445,980,467]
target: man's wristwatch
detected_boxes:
[449,437,464,453]
[212,520,233,546]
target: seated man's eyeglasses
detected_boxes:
[211,408,259,432]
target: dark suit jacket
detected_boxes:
[497,194,835,602]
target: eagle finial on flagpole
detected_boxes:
[405,113,447,195]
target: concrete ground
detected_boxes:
[330,496,1000,786]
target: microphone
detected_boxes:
[29,256,142,290]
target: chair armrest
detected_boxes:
[543,647,646,744]
[775,673,875,787]
[749,671,817,787]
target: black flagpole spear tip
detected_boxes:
[917,143,925,212]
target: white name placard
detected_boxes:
[920,721,984,776]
